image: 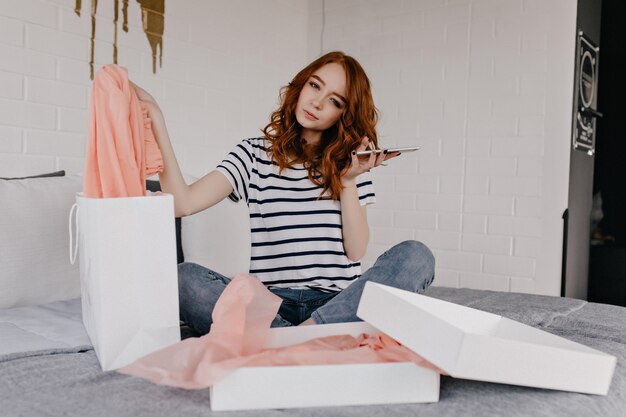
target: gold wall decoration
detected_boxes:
[74,0,165,79]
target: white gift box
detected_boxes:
[212,280,617,411]
[358,282,617,396]
[209,321,440,411]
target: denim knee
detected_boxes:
[178,261,190,280]
[177,263,197,315]
[178,261,194,277]
[388,240,435,291]
[177,262,197,291]
[176,262,229,334]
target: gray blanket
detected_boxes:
[1,287,624,417]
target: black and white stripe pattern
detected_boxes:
[216,138,376,291]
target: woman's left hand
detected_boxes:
[341,136,399,185]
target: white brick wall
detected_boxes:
[0,0,576,296]
[0,0,308,178]
[310,0,576,295]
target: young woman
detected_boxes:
[132,51,435,334]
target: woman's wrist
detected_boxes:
[341,176,357,188]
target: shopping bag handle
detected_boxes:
[69,203,79,265]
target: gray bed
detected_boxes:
[1,286,624,417]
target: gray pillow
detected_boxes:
[0,173,83,308]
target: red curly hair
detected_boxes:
[262,51,378,200]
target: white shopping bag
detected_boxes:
[69,192,181,371]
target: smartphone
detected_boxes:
[355,146,420,156]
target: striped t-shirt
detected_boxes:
[216,137,376,292]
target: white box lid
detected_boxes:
[357,282,617,395]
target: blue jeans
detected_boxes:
[178,240,435,335]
